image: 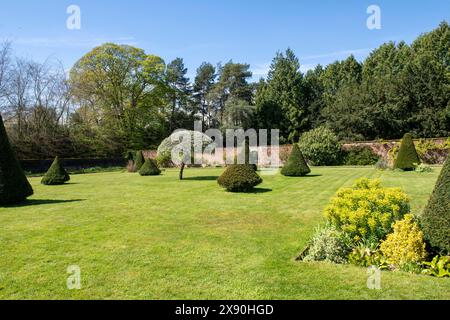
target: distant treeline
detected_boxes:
[0,22,448,159]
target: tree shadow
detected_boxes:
[183,176,219,181]
[43,182,80,185]
[247,188,272,194]
[284,174,322,178]
[2,199,85,208]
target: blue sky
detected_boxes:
[0,0,448,80]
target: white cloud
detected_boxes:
[301,48,373,61]
[252,62,317,79]
[300,63,316,73]
[252,62,271,78]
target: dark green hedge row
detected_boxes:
[20,158,126,174]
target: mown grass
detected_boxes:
[0,166,449,299]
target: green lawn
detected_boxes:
[0,167,449,300]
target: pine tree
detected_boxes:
[0,115,33,204]
[139,159,161,176]
[421,156,450,254]
[135,151,145,171]
[394,133,421,171]
[41,156,70,185]
[281,144,311,176]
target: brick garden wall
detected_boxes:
[144,137,449,166]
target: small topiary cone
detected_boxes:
[281,144,311,176]
[135,150,145,171]
[139,159,161,176]
[41,156,70,185]
[394,133,421,171]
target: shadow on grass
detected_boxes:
[284,174,322,178]
[2,199,85,208]
[183,176,219,181]
[247,188,272,194]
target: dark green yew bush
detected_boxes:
[0,115,33,204]
[135,150,145,171]
[281,144,310,176]
[394,133,421,171]
[41,156,70,185]
[218,164,262,192]
[421,156,450,255]
[139,159,161,176]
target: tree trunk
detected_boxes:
[179,162,185,180]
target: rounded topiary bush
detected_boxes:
[135,150,145,171]
[421,156,450,255]
[281,144,310,176]
[299,127,342,166]
[0,115,33,204]
[394,133,421,171]
[139,159,161,176]
[218,164,262,192]
[41,156,70,185]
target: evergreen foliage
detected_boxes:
[139,159,161,176]
[41,156,70,185]
[218,164,262,192]
[0,115,34,204]
[281,144,311,176]
[421,156,450,254]
[135,151,145,171]
[394,133,421,170]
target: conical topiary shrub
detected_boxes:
[139,159,161,176]
[421,156,450,255]
[135,151,145,171]
[394,133,420,171]
[0,115,34,204]
[218,164,262,192]
[41,156,70,185]
[281,144,311,176]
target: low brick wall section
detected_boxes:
[342,138,449,165]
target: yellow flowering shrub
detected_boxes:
[324,178,410,242]
[380,214,427,267]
